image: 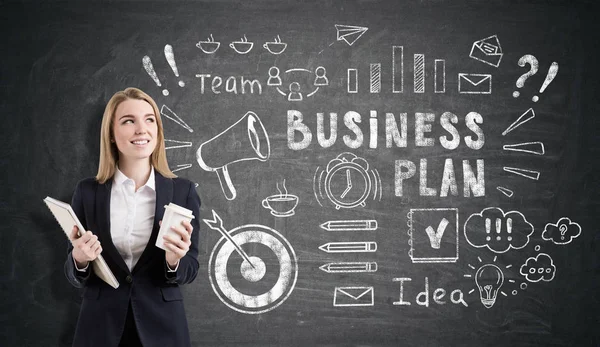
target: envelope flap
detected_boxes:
[460,74,491,86]
[336,286,373,300]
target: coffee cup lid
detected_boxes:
[164,203,195,218]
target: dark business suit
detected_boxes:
[64,171,200,347]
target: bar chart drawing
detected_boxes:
[414,54,425,93]
[347,68,358,93]
[392,46,403,93]
[434,59,446,93]
[370,63,381,93]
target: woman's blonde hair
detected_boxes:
[96,87,176,183]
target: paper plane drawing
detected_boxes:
[335,24,368,46]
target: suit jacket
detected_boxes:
[64,171,201,347]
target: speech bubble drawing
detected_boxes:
[542,217,581,245]
[464,207,534,253]
[520,253,556,283]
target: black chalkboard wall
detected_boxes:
[2,0,599,346]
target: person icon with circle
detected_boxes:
[314,66,329,86]
[287,82,303,101]
[267,66,282,86]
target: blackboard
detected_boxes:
[2,0,599,346]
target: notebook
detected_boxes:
[43,196,119,289]
[406,208,459,263]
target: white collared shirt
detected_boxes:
[110,166,156,271]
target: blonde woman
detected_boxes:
[64,87,200,347]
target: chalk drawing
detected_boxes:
[474,264,504,308]
[542,217,581,245]
[434,59,446,93]
[334,24,368,46]
[164,139,192,150]
[333,286,374,307]
[503,141,545,155]
[229,35,254,54]
[196,34,220,54]
[502,108,535,136]
[392,46,404,93]
[196,111,270,200]
[503,167,540,180]
[407,208,459,263]
[370,63,381,93]
[319,220,378,231]
[269,67,324,100]
[164,44,185,88]
[261,179,299,217]
[414,54,425,93]
[313,152,381,209]
[458,73,492,94]
[464,207,534,254]
[532,62,559,102]
[171,164,192,173]
[320,262,377,274]
[319,241,377,253]
[465,255,519,308]
[496,186,514,197]
[142,56,168,96]
[160,105,193,132]
[263,35,287,55]
[469,35,503,67]
[347,68,358,93]
[520,253,556,282]
[513,54,538,98]
[204,210,298,314]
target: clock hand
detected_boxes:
[346,169,352,188]
[340,169,352,198]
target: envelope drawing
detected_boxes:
[458,73,492,94]
[333,286,374,307]
[469,35,503,67]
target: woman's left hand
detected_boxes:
[162,220,193,269]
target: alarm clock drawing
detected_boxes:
[314,152,382,209]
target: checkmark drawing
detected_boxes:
[425,218,449,249]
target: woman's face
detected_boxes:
[112,98,158,164]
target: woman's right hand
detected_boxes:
[69,226,102,268]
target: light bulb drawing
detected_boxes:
[464,255,525,308]
[475,264,504,308]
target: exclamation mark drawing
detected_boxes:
[164,44,185,88]
[142,56,169,96]
[142,44,185,97]
[532,62,558,102]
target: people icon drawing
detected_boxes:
[314,66,329,86]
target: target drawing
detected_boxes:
[204,210,298,314]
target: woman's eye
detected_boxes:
[123,119,133,124]
[146,117,155,123]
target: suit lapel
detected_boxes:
[96,180,130,275]
[133,170,173,274]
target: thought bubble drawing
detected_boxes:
[542,217,581,245]
[520,253,556,282]
[464,207,534,253]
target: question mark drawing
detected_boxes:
[513,54,539,99]
[559,224,568,241]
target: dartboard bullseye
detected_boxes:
[205,212,298,314]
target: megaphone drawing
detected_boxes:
[196,111,270,200]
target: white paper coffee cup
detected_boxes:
[155,203,195,251]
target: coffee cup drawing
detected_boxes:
[229,35,253,54]
[263,35,287,55]
[262,180,298,217]
[196,34,220,54]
